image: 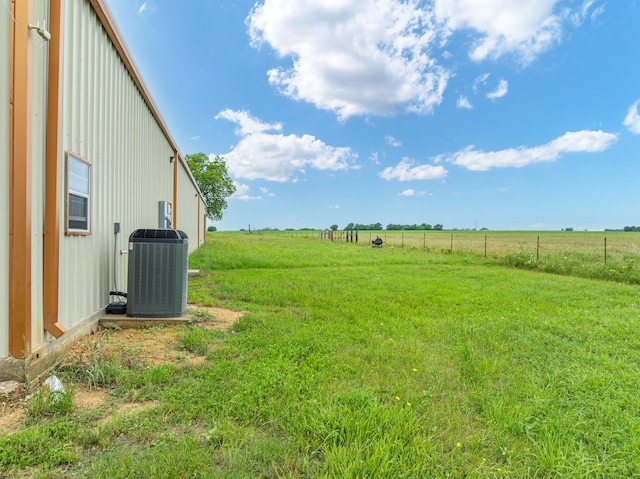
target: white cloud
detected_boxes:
[473,73,491,93]
[487,79,508,99]
[400,189,427,197]
[260,187,276,197]
[216,109,282,136]
[138,2,147,14]
[433,0,594,64]
[215,109,357,181]
[231,182,263,201]
[379,157,448,181]
[246,1,596,119]
[457,95,473,109]
[447,130,618,171]
[233,183,250,196]
[623,100,640,134]
[588,3,606,23]
[190,135,200,141]
[567,0,604,26]
[247,0,450,120]
[471,73,508,100]
[386,135,402,147]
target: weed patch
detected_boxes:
[26,386,74,421]
[179,325,212,356]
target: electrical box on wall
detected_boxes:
[158,201,172,229]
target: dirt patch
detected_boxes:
[0,401,25,433]
[75,388,108,411]
[0,305,244,435]
[193,306,245,330]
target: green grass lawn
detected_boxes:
[3,233,640,477]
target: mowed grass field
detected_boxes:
[263,230,640,284]
[3,233,640,477]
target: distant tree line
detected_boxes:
[240,227,319,232]
[342,223,444,231]
[385,223,443,231]
[344,223,383,231]
[604,226,640,232]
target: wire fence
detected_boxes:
[315,230,640,266]
[251,229,640,264]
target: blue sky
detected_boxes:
[105,0,640,231]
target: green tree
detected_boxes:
[185,153,236,221]
[330,224,339,231]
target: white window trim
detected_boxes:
[65,151,92,235]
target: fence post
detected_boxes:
[423,233,426,250]
[450,233,453,252]
[485,234,487,257]
[402,233,404,248]
[356,231,359,243]
[604,237,607,265]
[536,235,540,261]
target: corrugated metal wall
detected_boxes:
[0,1,10,359]
[29,0,49,349]
[176,163,203,254]
[57,0,177,328]
[201,197,207,247]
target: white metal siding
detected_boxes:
[0,2,10,359]
[200,197,207,247]
[176,165,202,254]
[30,0,49,348]
[58,0,175,328]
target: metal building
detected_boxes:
[1,0,207,379]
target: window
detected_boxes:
[66,152,91,234]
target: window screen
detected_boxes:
[66,152,91,234]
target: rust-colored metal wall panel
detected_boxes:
[43,0,66,339]
[0,0,11,358]
[9,0,33,358]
